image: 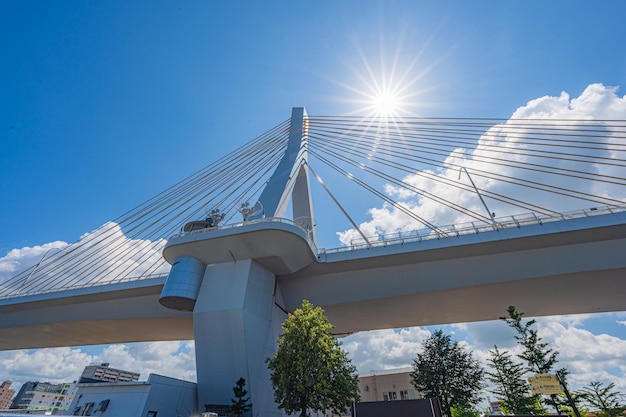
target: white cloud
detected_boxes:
[342,327,432,373]
[0,347,94,386]
[0,241,68,276]
[537,319,626,393]
[514,84,626,120]
[0,341,197,390]
[0,221,170,296]
[343,311,626,399]
[99,341,196,382]
[451,319,520,351]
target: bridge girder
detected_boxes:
[1,213,625,351]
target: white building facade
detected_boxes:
[79,363,140,383]
[358,367,419,403]
[68,374,197,417]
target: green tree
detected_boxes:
[578,381,625,417]
[486,346,543,414]
[451,404,481,417]
[501,306,564,376]
[501,305,569,413]
[265,300,360,417]
[226,377,252,417]
[560,392,589,417]
[410,329,484,417]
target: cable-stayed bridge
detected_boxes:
[1,108,625,416]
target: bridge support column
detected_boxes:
[193,259,287,417]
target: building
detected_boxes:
[9,381,35,409]
[9,381,76,413]
[68,374,197,417]
[14,385,76,413]
[329,368,430,417]
[358,367,419,402]
[0,381,14,410]
[79,363,140,384]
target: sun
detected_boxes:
[353,77,410,121]
[371,88,403,119]
[335,45,430,123]
[328,29,446,128]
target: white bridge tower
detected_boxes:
[158,107,316,416]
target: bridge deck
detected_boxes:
[0,210,625,350]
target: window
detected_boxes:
[81,402,94,416]
[96,399,110,412]
[400,390,409,400]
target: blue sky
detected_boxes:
[3,1,625,251]
[1,0,626,403]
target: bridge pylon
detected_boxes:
[158,107,317,416]
[250,107,315,244]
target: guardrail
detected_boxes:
[319,205,626,254]
[171,216,316,248]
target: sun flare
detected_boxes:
[371,88,403,118]
[338,49,429,123]
[331,33,443,128]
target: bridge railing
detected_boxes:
[173,216,317,250]
[4,206,623,300]
[174,205,624,255]
[320,205,626,254]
